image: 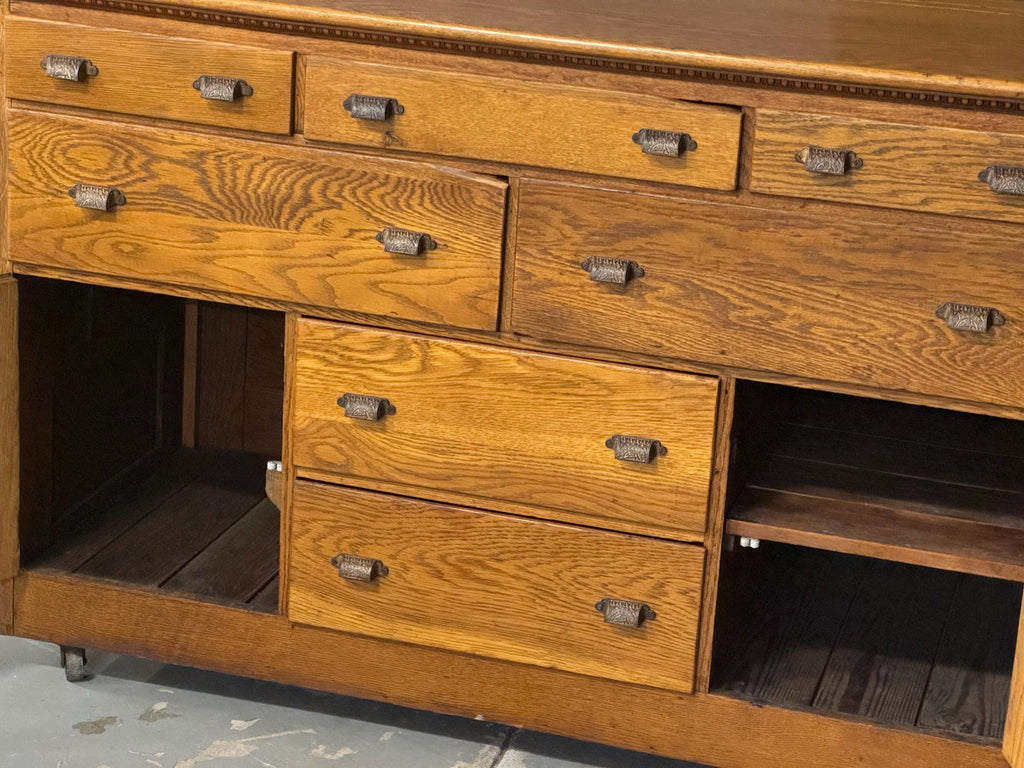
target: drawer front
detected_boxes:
[512,180,1024,410]
[292,321,719,539]
[289,481,705,692]
[6,18,294,135]
[304,58,742,190]
[9,110,507,330]
[752,110,1024,224]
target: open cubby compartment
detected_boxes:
[724,382,1024,581]
[18,277,284,611]
[711,541,1021,743]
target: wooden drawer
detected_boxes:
[8,110,507,330]
[511,179,1024,410]
[288,480,705,692]
[304,58,742,190]
[751,110,1024,224]
[291,321,719,539]
[6,18,294,135]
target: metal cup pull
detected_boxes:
[978,165,1024,196]
[935,302,1006,333]
[631,129,697,157]
[605,435,667,464]
[343,94,405,121]
[337,393,396,422]
[376,227,437,256]
[41,54,98,82]
[68,184,126,211]
[595,598,656,628]
[794,145,863,175]
[192,75,254,102]
[331,553,389,583]
[580,257,645,286]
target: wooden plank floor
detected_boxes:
[27,449,280,612]
[713,544,1022,743]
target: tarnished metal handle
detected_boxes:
[376,227,437,256]
[343,94,404,121]
[795,145,863,175]
[595,598,656,628]
[935,302,1006,333]
[632,129,697,157]
[978,165,1024,196]
[40,54,98,82]
[337,393,396,421]
[68,184,126,212]
[605,435,667,464]
[580,257,644,286]
[331,553,389,583]
[192,75,254,102]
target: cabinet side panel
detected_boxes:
[0,278,18,580]
[1003,594,1024,766]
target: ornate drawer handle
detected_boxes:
[41,54,98,82]
[192,75,254,102]
[935,302,1006,333]
[68,184,126,211]
[376,227,437,256]
[794,145,863,175]
[343,94,405,121]
[631,129,697,157]
[605,435,667,464]
[337,393,396,421]
[331,553,389,583]
[595,598,656,628]
[579,257,645,286]
[978,165,1024,195]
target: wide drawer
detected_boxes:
[291,321,719,539]
[752,110,1024,224]
[8,110,507,330]
[288,480,705,691]
[511,179,1024,410]
[6,18,294,134]
[304,58,742,190]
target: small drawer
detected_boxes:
[6,18,294,134]
[288,481,705,692]
[8,110,506,330]
[512,179,1024,410]
[752,110,1024,224]
[291,321,719,540]
[304,58,742,190]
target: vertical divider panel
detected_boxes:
[1003,593,1024,766]
[0,277,19,581]
[278,312,299,615]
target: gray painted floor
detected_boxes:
[0,635,707,768]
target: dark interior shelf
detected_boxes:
[712,542,1021,744]
[27,448,280,612]
[726,386,1024,580]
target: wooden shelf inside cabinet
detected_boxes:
[725,393,1024,582]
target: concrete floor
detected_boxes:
[0,635,707,768]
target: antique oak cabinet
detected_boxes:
[3,1,1024,766]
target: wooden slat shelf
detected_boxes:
[712,544,1021,743]
[27,448,280,612]
[726,387,1024,581]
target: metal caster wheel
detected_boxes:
[60,646,87,683]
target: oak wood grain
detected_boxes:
[1003,598,1024,767]
[12,572,1010,768]
[6,17,294,134]
[289,481,704,691]
[512,179,1024,411]
[0,278,17,581]
[304,57,742,190]
[8,109,507,330]
[291,321,718,539]
[0,580,11,636]
[55,0,1024,104]
[753,110,1024,224]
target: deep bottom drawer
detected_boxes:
[288,481,705,692]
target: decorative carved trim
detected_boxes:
[33,0,1024,113]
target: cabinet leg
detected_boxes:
[59,646,88,683]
